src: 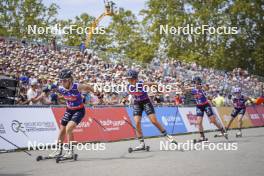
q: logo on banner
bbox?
[186,112,198,127]
[99,119,126,131]
[11,120,28,137]
[0,123,6,134]
[11,120,56,135]
[249,114,260,120]
[161,116,182,126]
[74,118,93,133]
[77,118,93,129]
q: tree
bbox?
[59,13,95,46]
[0,0,59,41]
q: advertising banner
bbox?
[179,107,218,132]
[0,108,59,150]
[52,107,135,142]
[216,107,253,129]
[126,107,187,137]
[246,106,264,127]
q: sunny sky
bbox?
[43,0,147,25]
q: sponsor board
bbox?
[126,107,187,137]
[216,107,253,129]
[0,108,59,150]
[52,107,135,142]
[179,107,218,132]
[246,106,264,127]
[0,123,6,134]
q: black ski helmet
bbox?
[193,76,202,84]
[127,70,138,79]
[58,69,73,79]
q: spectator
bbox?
[175,93,183,106]
[17,87,29,105]
[212,92,225,107]
[27,80,41,105]
[39,86,52,105]
[0,39,263,106]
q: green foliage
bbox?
[140,0,264,76]
[0,0,263,76]
[0,0,59,40]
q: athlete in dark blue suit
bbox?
[49,69,102,158]
[126,70,177,149]
[185,77,228,141]
[225,87,252,137]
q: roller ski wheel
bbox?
[146,145,150,151]
[193,138,208,144]
[128,146,150,153]
[56,154,78,163]
[36,155,43,162]
[214,133,223,138]
[56,157,60,163]
[73,153,78,161]
[214,132,228,140]
[236,132,242,138]
[36,155,61,162]
[166,135,178,145]
[223,132,229,140]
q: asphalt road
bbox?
[1,127,264,176]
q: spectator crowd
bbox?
[0,39,263,106]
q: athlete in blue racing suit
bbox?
[185,77,228,141]
[126,70,177,149]
[49,69,103,158]
[225,87,252,136]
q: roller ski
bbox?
[235,131,242,138]
[56,149,78,163]
[165,134,184,152]
[192,137,208,144]
[36,148,62,162]
[221,132,229,140]
[166,134,178,145]
[214,133,223,138]
[128,142,150,153]
[214,131,229,140]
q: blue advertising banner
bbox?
[126,107,187,137]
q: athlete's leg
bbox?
[237,114,243,132]
[196,106,206,139]
[66,121,77,144]
[197,116,205,138]
[49,110,72,157]
[144,100,166,135]
[209,115,224,130]
[134,115,143,138]
[134,115,145,149]
[63,108,85,158]
[58,125,66,143]
[148,113,166,133]
[148,113,177,143]
[226,118,235,131]
[226,109,239,131]
[205,105,226,134]
[133,102,145,147]
[62,121,77,158]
